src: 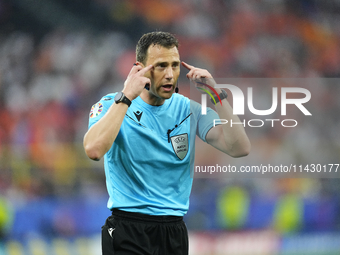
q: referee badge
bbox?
[170,133,188,160]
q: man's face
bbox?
[143,45,180,100]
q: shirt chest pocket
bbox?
[166,113,191,143]
[167,114,191,160]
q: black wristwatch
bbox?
[211,89,228,104]
[114,92,131,107]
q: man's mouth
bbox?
[161,84,173,92]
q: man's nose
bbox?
[165,67,173,80]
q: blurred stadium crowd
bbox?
[0,0,340,253]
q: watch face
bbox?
[114,92,123,102]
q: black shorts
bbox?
[101,209,189,255]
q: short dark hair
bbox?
[136,31,179,64]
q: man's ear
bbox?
[135,61,145,68]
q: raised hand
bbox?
[181,61,216,89]
[123,64,153,100]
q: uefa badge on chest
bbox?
[170,134,188,160]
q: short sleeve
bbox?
[190,100,219,142]
[88,93,117,129]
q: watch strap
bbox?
[121,96,131,107]
[211,89,228,105]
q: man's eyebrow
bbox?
[154,61,167,66]
[155,60,180,66]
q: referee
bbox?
[83,31,250,255]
